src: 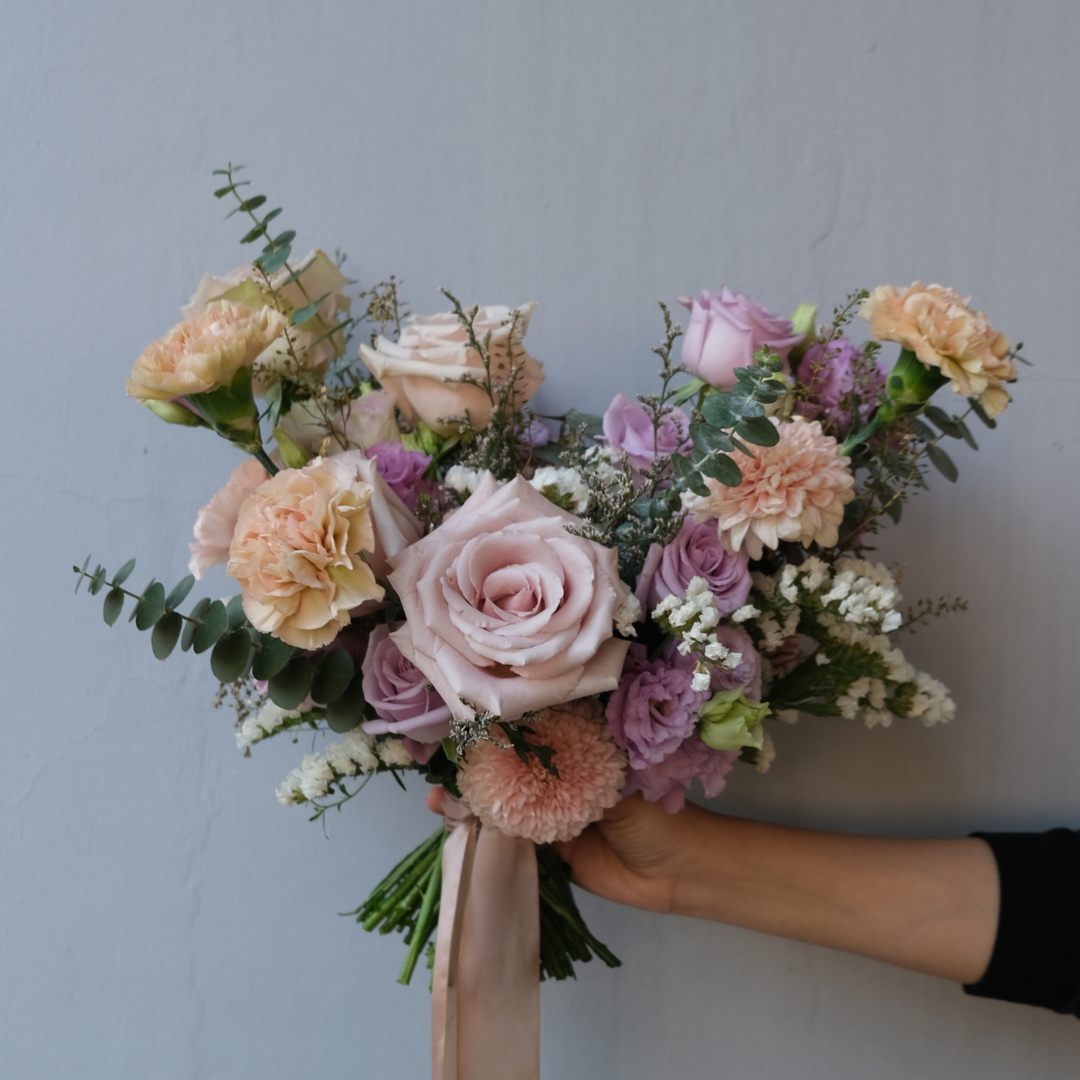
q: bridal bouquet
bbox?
[76,165,1020,1073]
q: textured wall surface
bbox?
[3,1,1080,1076]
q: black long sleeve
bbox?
[963,828,1080,1015]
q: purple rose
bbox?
[679,287,804,387]
[602,392,690,471]
[795,337,887,429]
[605,644,707,769]
[635,520,752,617]
[664,628,761,700]
[367,441,440,513]
[361,624,453,744]
[623,735,737,813]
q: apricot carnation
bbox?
[457,699,627,844]
[127,300,288,402]
[226,456,384,649]
[688,418,854,560]
[861,282,1015,418]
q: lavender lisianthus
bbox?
[602,392,690,471]
[367,441,440,514]
[361,624,453,744]
[664,627,762,700]
[795,336,887,429]
[635,519,752,616]
[604,644,707,769]
[623,735,737,813]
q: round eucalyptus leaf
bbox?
[112,559,136,587]
[165,575,195,611]
[311,649,355,706]
[225,593,247,631]
[326,675,366,733]
[182,597,212,652]
[268,656,314,710]
[102,588,125,627]
[252,634,294,681]
[192,600,228,654]
[211,628,252,683]
[152,611,183,660]
[700,453,743,487]
[134,582,167,630]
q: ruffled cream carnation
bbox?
[861,282,1015,418]
[457,699,626,844]
[127,300,288,402]
[687,418,855,560]
[226,456,384,649]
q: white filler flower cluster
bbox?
[653,577,742,691]
[276,732,411,806]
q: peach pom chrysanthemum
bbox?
[861,282,1015,418]
[458,699,627,844]
[688,417,855,560]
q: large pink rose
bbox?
[679,287,804,387]
[387,473,632,722]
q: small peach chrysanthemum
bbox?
[458,699,627,844]
[688,417,855,560]
[861,282,1015,418]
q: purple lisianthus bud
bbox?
[367,441,436,513]
[636,519,752,617]
[664,627,761,700]
[361,624,453,744]
[602,392,690,471]
[679,287,804,387]
[605,644,707,769]
[795,336,887,429]
[623,735,737,813]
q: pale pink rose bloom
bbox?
[687,418,855,560]
[278,391,401,456]
[457,699,626,843]
[226,456,384,649]
[861,282,1015,418]
[127,301,288,401]
[188,458,270,579]
[359,304,544,435]
[387,473,632,723]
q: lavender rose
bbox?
[795,336,887,428]
[367,441,442,514]
[602,392,690,471]
[387,473,633,722]
[635,519,752,616]
[361,624,453,744]
[679,287,804,387]
[605,644,707,769]
[623,735,737,813]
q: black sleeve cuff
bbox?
[963,829,1080,1016]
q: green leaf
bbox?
[165,575,195,611]
[310,649,355,706]
[239,221,268,244]
[182,597,211,652]
[701,396,737,430]
[112,559,136,586]
[211,628,252,683]
[923,405,962,438]
[925,443,959,482]
[669,377,706,406]
[325,674,366,733]
[956,418,979,451]
[670,453,695,479]
[734,415,780,447]
[237,195,267,214]
[103,588,125,626]
[291,293,331,325]
[214,185,236,198]
[563,410,604,438]
[909,418,936,441]
[727,395,765,419]
[75,554,91,593]
[684,470,711,497]
[192,600,227,653]
[700,454,743,487]
[134,582,167,630]
[969,397,997,429]
[261,207,283,228]
[89,566,107,595]
[252,633,294,680]
[225,593,247,631]
[268,655,314,710]
[152,611,183,659]
[690,422,727,455]
[256,244,291,275]
[885,497,903,524]
[269,229,296,249]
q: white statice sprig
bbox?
[528,466,591,514]
[276,730,397,807]
[652,577,742,687]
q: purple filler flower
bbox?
[602,393,690,471]
[605,644,707,769]
[367,442,435,513]
[623,735,737,813]
[635,519,752,617]
[361,624,453,744]
[795,336,887,429]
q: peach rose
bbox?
[226,456,385,649]
[359,304,544,435]
[127,301,288,402]
[861,282,1015,418]
[387,473,631,723]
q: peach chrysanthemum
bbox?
[861,282,1015,418]
[126,300,288,401]
[458,699,627,844]
[688,417,855,560]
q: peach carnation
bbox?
[688,417,855,560]
[127,300,288,402]
[189,458,270,579]
[457,699,627,844]
[861,282,1015,418]
[226,456,384,649]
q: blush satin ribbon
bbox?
[432,798,540,1080]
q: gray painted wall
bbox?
[4,1,1080,1076]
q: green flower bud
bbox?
[144,399,207,427]
[787,302,818,361]
[271,426,310,470]
[698,689,770,751]
[400,421,443,457]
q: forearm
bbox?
[671,806,1000,984]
